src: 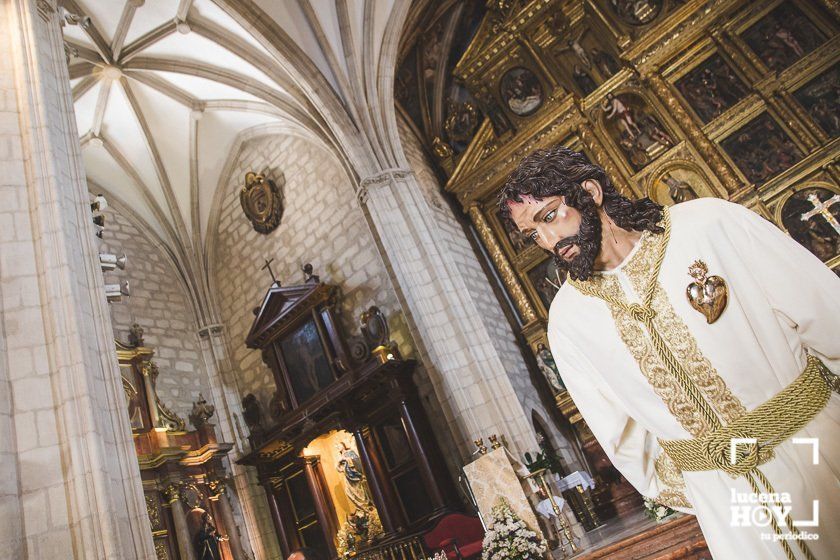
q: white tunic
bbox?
[546,198,840,560]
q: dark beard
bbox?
[552,203,602,281]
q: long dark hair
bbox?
[498,146,663,233]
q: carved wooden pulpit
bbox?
[238,280,456,559]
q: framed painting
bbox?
[500,67,544,117]
[527,257,566,311]
[675,54,748,123]
[494,207,529,254]
[792,64,840,138]
[600,92,674,171]
[719,113,803,185]
[780,186,840,264]
[741,2,826,73]
[279,317,335,404]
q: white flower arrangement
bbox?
[643,496,675,522]
[423,553,448,560]
[481,498,547,560]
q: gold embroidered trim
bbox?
[623,234,748,428]
[654,451,691,509]
[656,489,693,510]
[582,226,747,437]
[655,452,686,490]
[596,274,709,436]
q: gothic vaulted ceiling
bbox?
[64,0,404,262]
[62,0,414,325]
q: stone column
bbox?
[644,72,743,195]
[197,325,275,560]
[208,477,248,560]
[164,484,196,560]
[358,168,539,459]
[0,1,155,557]
[466,204,537,325]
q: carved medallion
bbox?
[240,171,283,234]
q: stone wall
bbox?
[211,134,410,414]
[98,207,211,424]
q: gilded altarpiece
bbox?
[397,0,839,527]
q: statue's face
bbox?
[508,195,583,259]
[508,192,603,281]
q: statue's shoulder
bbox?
[668,198,746,232]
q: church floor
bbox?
[551,510,710,560]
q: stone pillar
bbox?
[358,168,538,458]
[0,1,155,557]
[466,204,538,324]
[197,325,276,560]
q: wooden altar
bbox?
[118,339,243,560]
[237,280,457,559]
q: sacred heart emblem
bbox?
[686,260,728,324]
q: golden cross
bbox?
[800,193,840,236]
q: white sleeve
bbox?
[725,201,840,374]
[548,326,694,513]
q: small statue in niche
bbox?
[662,173,699,204]
[336,441,374,512]
[128,322,144,347]
[194,511,228,560]
[302,263,320,284]
[241,393,264,436]
[189,393,215,429]
[568,37,592,69]
[536,343,565,392]
[591,47,620,77]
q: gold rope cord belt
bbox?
[569,207,825,560]
[658,355,831,477]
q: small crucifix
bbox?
[261,257,280,286]
[800,193,840,236]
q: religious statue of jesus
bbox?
[500,146,839,560]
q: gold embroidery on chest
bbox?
[595,273,709,437]
[623,237,747,427]
[588,230,747,437]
